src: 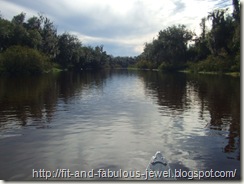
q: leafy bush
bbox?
[158,62,185,72]
[136,60,153,69]
[188,54,235,73]
[230,53,240,72]
[1,45,51,75]
[158,62,175,71]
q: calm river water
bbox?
[0,70,240,180]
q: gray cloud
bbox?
[172,0,186,14]
[1,0,231,56]
[56,1,159,39]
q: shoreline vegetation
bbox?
[0,0,240,76]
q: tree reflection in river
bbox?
[0,70,240,180]
[138,71,240,161]
[187,74,240,160]
[0,71,109,130]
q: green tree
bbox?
[79,45,109,70]
[25,16,42,30]
[207,9,234,55]
[138,25,193,70]
[159,25,192,65]
[232,0,240,22]
[92,45,107,69]
[56,33,82,69]
[1,45,50,75]
[11,12,26,25]
[26,29,42,49]
[188,18,210,62]
[231,0,240,71]
[0,18,14,51]
[9,12,31,47]
[40,17,59,60]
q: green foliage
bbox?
[26,29,42,49]
[1,45,50,75]
[157,25,193,63]
[158,62,176,72]
[188,0,240,73]
[79,45,104,70]
[56,33,82,69]
[0,5,240,75]
[231,53,240,72]
[0,18,15,51]
[207,9,234,55]
[11,12,26,25]
[138,24,193,70]
[136,0,240,74]
[51,62,62,73]
[188,52,238,73]
[109,56,136,69]
[136,60,153,70]
[0,11,122,73]
[40,17,59,59]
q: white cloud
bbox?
[0,0,36,20]
[0,0,234,56]
[70,30,156,56]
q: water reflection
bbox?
[0,75,57,129]
[0,70,240,180]
[186,74,240,160]
[139,71,240,161]
[138,71,187,111]
[0,71,109,131]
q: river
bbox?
[0,70,240,180]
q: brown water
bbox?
[0,70,240,180]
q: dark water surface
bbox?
[0,70,240,180]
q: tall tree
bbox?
[0,18,14,51]
[10,13,29,47]
[56,33,81,69]
[207,9,234,55]
[40,17,59,60]
[25,16,42,31]
[157,25,193,65]
[190,17,211,61]
[11,12,25,25]
[138,25,193,70]
[232,0,240,22]
[200,18,207,41]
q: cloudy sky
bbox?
[0,0,233,56]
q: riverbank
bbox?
[128,67,240,77]
[179,70,240,77]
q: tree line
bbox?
[136,0,240,73]
[0,12,136,75]
[0,0,240,75]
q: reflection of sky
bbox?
[44,72,239,172]
[0,71,240,180]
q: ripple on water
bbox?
[0,71,240,180]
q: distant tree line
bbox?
[0,12,136,75]
[136,0,240,73]
[0,0,240,75]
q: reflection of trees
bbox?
[138,71,187,111]
[0,71,109,130]
[187,74,240,160]
[139,71,240,160]
[57,71,108,102]
[0,75,59,128]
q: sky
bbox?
[0,0,234,56]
